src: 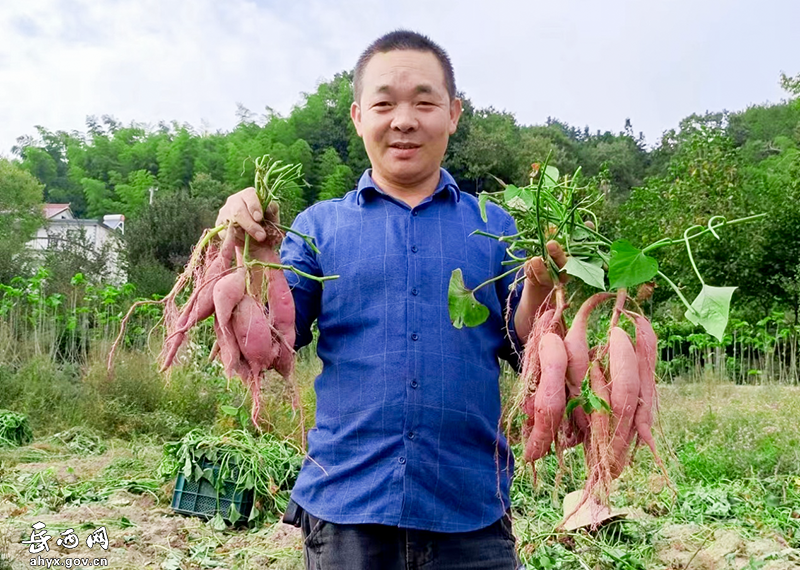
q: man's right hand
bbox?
[216,187,280,253]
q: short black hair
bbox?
[353,30,457,103]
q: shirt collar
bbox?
[355,168,461,206]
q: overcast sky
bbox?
[1,0,798,157]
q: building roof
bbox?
[43,204,73,219]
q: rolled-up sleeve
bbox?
[495,215,525,371]
[280,211,322,350]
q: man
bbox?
[217,30,564,570]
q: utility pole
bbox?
[149,187,157,205]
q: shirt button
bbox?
[412,210,419,216]
[398,457,406,465]
[410,380,419,389]
[408,432,415,439]
[411,333,419,341]
[411,245,418,253]
[411,288,419,296]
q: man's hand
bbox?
[514,240,568,344]
[216,187,280,254]
[523,240,568,298]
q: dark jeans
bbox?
[284,501,522,570]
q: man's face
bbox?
[351,50,462,190]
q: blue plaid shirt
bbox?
[281,168,522,532]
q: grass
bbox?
[0,410,32,448]
[507,380,800,569]
[1,350,799,568]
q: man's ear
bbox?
[351,102,363,137]
[449,97,463,135]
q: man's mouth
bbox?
[390,142,421,149]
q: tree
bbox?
[156,127,198,192]
[116,170,157,218]
[447,107,525,193]
[318,164,355,201]
[124,192,216,296]
[780,72,800,98]
[189,172,233,212]
[0,159,44,283]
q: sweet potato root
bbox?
[563,292,614,439]
[608,326,640,478]
[524,332,568,463]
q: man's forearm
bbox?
[513,280,552,344]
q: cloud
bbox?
[1,0,798,157]
[0,0,360,154]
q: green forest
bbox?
[2,70,800,358]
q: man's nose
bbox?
[391,104,418,132]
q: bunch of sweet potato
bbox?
[519,286,663,508]
[157,221,297,427]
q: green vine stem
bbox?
[471,265,521,293]
[276,223,321,255]
[683,225,705,286]
[642,213,765,255]
[657,270,696,317]
[246,261,339,285]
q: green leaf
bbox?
[586,389,611,414]
[685,285,736,341]
[562,257,606,290]
[227,502,241,523]
[448,268,489,329]
[565,397,581,417]
[543,165,559,188]
[568,377,611,416]
[182,457,192,478]
[161,553,183,570]
[478,192,490,222]
[503,185,521,203]
[209,512,227,531]
[517,188,534,209]
[608,240,659,289]
[202,467,215,482]
[220,405,239,417]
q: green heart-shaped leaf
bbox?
[563,257,606,290]
[543,165,559,188]
[608,240,659,289]
[504,185,534,211]
[503,185,521,203]
[448,268,490,329]
[685,284,736,341]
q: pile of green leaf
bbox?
[48,426,107,455]
[450,161,763,340]
[0,410,33,448]
[159,428,303,528]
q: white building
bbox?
[29,204,126,283]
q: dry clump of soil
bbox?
[657,524,799,570]
[12,456,115,483]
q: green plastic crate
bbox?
[170,461,253,524]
